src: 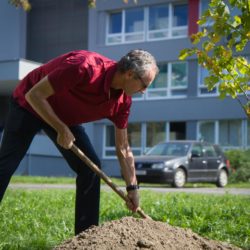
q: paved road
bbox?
[9,183,250,196]
[140,186,250,195]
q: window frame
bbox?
[197,119,248,150]
[198,66,219,97]
[133,61,188,101]
[103,119,248,159]
[199,0,214,28]
[103,122,168,159]
[219,119,243,148]
[106,2,188,46]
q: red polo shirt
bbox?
[13,50,132,129]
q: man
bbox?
[0,49,159,234]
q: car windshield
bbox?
[146,142,191,156]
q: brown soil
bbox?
[54,217,241,250]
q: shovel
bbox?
[70,143,151,219]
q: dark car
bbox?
[135,141,230,188]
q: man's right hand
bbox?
[57,125,75,149]
[126,189,140,212]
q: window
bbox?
[219,120,242,147]
[127,123,142,155]
[171,62,188,96]
[242,56,250,95]
[192,144,203,157]
[103,123,142,157]
[104,119,247,158]
[125,8,144,42]
[172,4,188,37]
[198,119,248,149]
[199,56,249,97]
[199,121,215,143]
[104,122,167,158]
[146,122,166,148]
[107,3,188,45]
[145,62,187,99]
[109,12,122,34]
[199,67,218,96]
[200,0,209,15]
[203,144,217,157]
[104,125,116,157]
[146,63,168,99]
[200,0,214,27]
[148,4,169,40]
[107,12,122,44]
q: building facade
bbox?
[87,0,249,175]
[0,0,249,177]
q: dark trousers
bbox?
[0,98,101,235]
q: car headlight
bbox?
[151,163,166,169]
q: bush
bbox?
[229,163,250,183]
[225,149,250,183]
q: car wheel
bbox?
[172,168,186,188]
[216,169,228,187]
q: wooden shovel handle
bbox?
[70,143,151,219]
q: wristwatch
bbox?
[126,184,139,192]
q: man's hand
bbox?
[57,125,75,149]
[126,190,139,212]
[25,76,75,149]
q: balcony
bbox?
[0,59,41,95]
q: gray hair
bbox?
[117,49,159,79]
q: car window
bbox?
[146,143,166,155]
[146,142,191,156]
[169,144,190,156]
[191,144,202,157]
[214,145,224,157]
[203,144,217,157]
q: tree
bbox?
[179,0,250,117]
[8,0,138,11]
[9,0,31,11]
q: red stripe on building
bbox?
[188,0,199,36]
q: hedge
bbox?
[225,149,250,183]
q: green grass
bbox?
[10,175,250,188]
[0,189,75,250]
[0,189,249,250]
[10,176,76,184]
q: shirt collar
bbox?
[104,63,117,95]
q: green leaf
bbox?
[219,91,227,99]
[204,75,219,90]
[238,66,248,75]
[234,15,242,25]
[190,31,206,44]
[235,39,248,51]
[179,0,249,111]
[179,49,196,61]
[210,0,221,8]
[179,49,189,61]
[210,33,221,43]
[197,17,207,26]
[203,41,215,52]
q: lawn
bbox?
[10,175,250,188]
[0,188,249,250]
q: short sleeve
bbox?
[47,55,88,93]
[110,98,132,129]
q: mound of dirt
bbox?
[54,217,241,250]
